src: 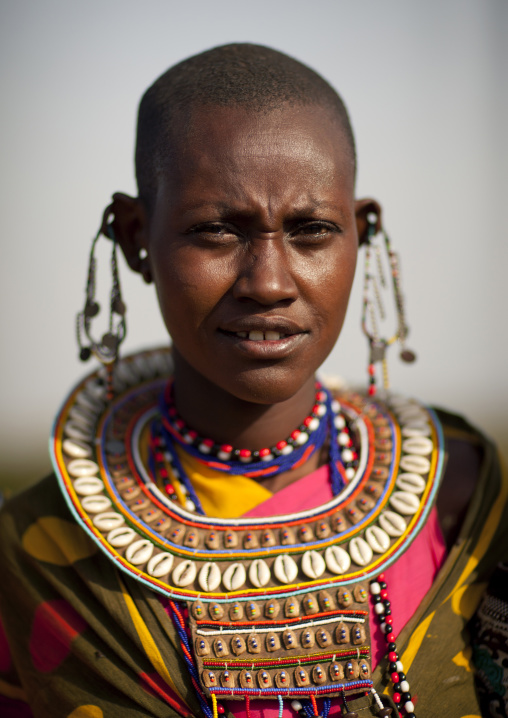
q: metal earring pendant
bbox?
[361,215,416,397]
[76,216,127,399]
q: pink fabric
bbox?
[229,465,447,718]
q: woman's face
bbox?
[145,104,359,404]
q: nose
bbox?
[232,237,298,306]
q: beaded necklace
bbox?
[149,381,357,515]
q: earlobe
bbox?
[355,198,383,245]
[104,193,153,283]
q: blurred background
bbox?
[1,0,507,494]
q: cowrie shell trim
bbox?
[390,491,420,515]
[173,560,197,587]
[365,526,390,553]
[125,539,154,565]
[249,559,271,588]
[107,526,136,547]
[93,511,125,531]
[301,550,326,579]
[199,562,222,592]
[67,459,100,477]
[379,511,406,537]
[74,476,104,496]
[147,552,174,578]
[396,473,426,494]
[324,545,351,575]
[62,439,92,459]
[273,554,298,584]
[349,537,373,566]
[81,495,112,513]
[223,563,246,591]
[402,437,433,456]
[399,455,431,474]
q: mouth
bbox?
[217,321,309,359]
[228,330,293,342]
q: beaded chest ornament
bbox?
[51,347,444,717]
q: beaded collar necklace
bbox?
[51,347,445,718]
[150,381,357,515]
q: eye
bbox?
[186,222,241,246]
[290,221,340,243]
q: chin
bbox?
[216,364,316,405]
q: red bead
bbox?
[392,692,401,704]
[276,440,287,451]
[391,672,400,683]
[291,430,301,440]
[175,419,185,430]
[386,632,396,643]
[159,468,168,478]
[368,385,376,396]
[368,364,375,376]
[388,652,398,662]
[385,616,393,625]
[303,417,313,427]
[217,705,225,714]
[202,438,214,448]
[317,391,326,402]
[221,444,233,453]
[312,404,320,414]
[377,573,385,581]
[164,484,174,493]
[259,448,271,457]
[239,449,252,458]
[380,590,388,599]
[188,430,198,440]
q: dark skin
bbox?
[109,103,477,525]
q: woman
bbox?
[0,44,506,718]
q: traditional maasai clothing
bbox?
[0,406,506,718]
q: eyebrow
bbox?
[178,199,343,219]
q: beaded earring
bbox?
[76,214,127,400]
[361,215,416,396]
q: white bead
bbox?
[185,500,196,512]
[400,680,410,692]
[342,449,353,463]
[379,622,386,633]
[404,701,415,713]
[295,432,309,446]
[370,581,381,595]
[334,415,346,430]
[374,602,385,614]
[217,451,231,460]
[291,701,302,712]
[338,432,350,446]
[331,400,341,413]
[307,417,319,432]
[316,404,326,417]
[396,661,404,672]
[261,452,274,461]
[345,467,355,480]
[183,434,194,444]
[281,445,293,455]
[198,443,211,454]
[239,455,251,463]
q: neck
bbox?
[172,349,317,451]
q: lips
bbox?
[219,317,307,342]
[233,330,288,341]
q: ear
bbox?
[102,193,153,283]
[355,198,383,246]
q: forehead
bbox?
[159,104,355,203]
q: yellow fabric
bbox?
[175,447,273,518]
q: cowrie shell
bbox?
[68,406,94,430]
[65,422,92,442]
[67,459,99,477]
[75,391,101,412]
[388,396,412,409]
[125,539,154,565]
[222,563,246,591]
[301,550,326,579]
[349,537,373,567]
[379,511,406,537]
[273,554,298,584]
[147,552,174,578]
[396,473,426,494]
[115,361,138,385]
[62,438,92,459]
[402,437,433,456]
[399,455,431,474]
[249,559,271,588]
[107,526,136,547]
[324,545,351,574]
[150,351,172,375]
[173,560,197,587]
[365,526,390,553]
[74,476,103,496]
[93,511,125,531]
[401,424,431,438]
[85,379,106,400]
[397,407,428,423]
[199,562,222,592]
[390,491,420,515]
[133,354,153,379]
[81,495,111,513]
